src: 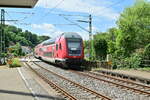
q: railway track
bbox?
[70,70,150,96]
[30,61,150,99]
[25,62,111,100]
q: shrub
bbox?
[112,53,142,69]
[143,43,150,60]
[8,58,21,68]
[126,53,142,68]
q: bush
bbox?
[143,43,150,60]
[126,53,142,68]
[8,58,21,68]
[112,53,142,69]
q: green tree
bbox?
[143,43,150,60]
[10,43,22,56]
[117,0,150,56]
[93,35,108,60]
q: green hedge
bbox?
[8,58,21,68]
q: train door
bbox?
[52,46,54,58]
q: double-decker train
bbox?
[34,32,84,67]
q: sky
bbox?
[1,0,139,40]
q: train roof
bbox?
[41,38,56,46]
[61,32,82,39]
[39,32,82,46]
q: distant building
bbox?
[21,46,32,54]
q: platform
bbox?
[0,66,34,100]
[95,69,150,85]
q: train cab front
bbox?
[65,37,84,66]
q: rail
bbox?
[33,62,111,100]
[25,62,78,100]
[70,70,150,96]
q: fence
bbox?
[141,60,150,67]
[82,60,112,69]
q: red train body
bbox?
[34,32,84,67]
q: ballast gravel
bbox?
[34,62,150,100]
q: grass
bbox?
[137,67,150,72]
[116,66,150,72]
[8,58,22,68]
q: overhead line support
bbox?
[0,9,5,64]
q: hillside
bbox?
[3,25,50,48]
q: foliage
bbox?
[112,53,142,69]
[126,53,142,69]
[143,43,150,60]
[1,25,50,52]
[84,0,150,69]
[9,43,23,56]
[38,36,50,43]
[117,0,150,56]
[93,34,108,60]
[8,58,21,68]
[107,41,116,54]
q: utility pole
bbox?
[0,9,19,65]
[89,14,92,60]
[0,9,5,64]
[76,14,92,60]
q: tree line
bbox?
[84,0,150,68]
[1,25,50,56]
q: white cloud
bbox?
[76,26,99,40]
[31,23,62,37]
[5,21,11,25]
[31,23,55,31]
[37,0,119,20]
[31,23,100,40]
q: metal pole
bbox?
[89,14,92,60]
[0,9,5,64]
[0,10,2,56]
[2,9,5,53]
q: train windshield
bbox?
[68,42,80,50]
[67,38,82,56]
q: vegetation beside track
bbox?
[8,58,22,68]
[84,0,150,69]
[0,25,50,58]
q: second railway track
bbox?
[70,70,150,96]
[35,61,150,100]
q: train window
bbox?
[59,43,62,50]
[56,44,58,51]
[39,48,42,51]
[44,52,52,57]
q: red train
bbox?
[34,32,84,67]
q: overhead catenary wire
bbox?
[50,0,125,30]
[53,13,89,17]
[5,11,19,25]
[90,0,125,17]
[6,11,34,14]
[13,22,76,26]
[59,15,89,32]
[6,11,35,23]
[35,0,65,22]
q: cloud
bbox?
[77,26,99,40]
[31,23,90,40]
[31,23,63,37]
[31,23,100,40]
[32,23,55,31]
[37,0,119,20]
[5,21,11,25]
